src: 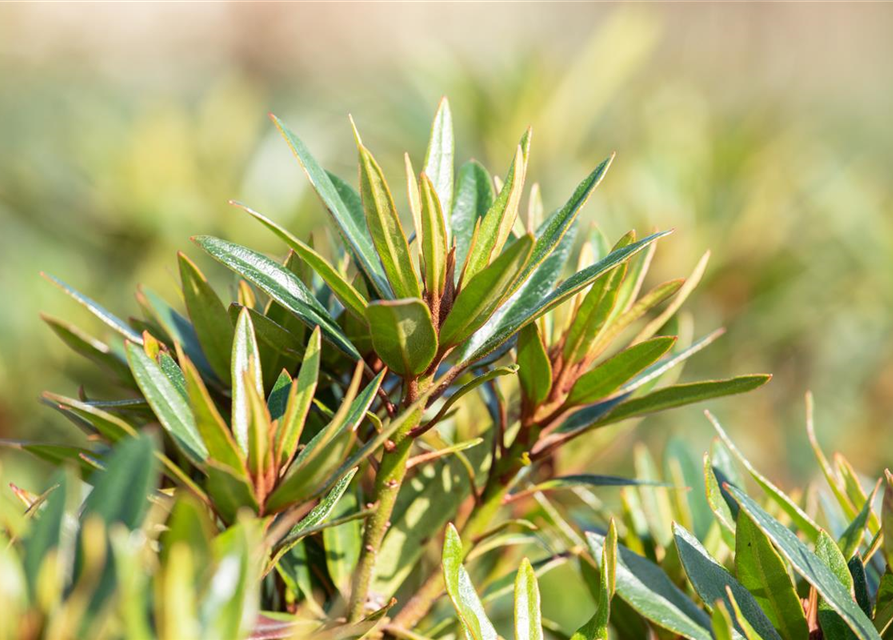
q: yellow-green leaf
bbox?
[366,298,437,377]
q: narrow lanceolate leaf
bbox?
[524,154,613,282]
[509,474,668,502]
[271,114,391,298]
[356,139,421,299]
[194,236,360,360]
[462,131,531,284]
[276,327,321,469]
[562,261,627,366]
[231,308,264,454]
[441,233,535,349]
[727,486,881,640]
[451,160,495,277]
[572,520,617,640]
[838,481,880,561]
[725,589,768,640]
[244,370,272,478]
[591,375,772,429]
[178,349,244,472]
[424,97,454,216]
[178,252,234,381]
[815,529,857,639]
[586,531,712,640]
[278,469,359,550]
[882,469,893,567]
[419,173,449,300]
[514,558,544,640]
[673,523,782,640]
[232,201,368,321]
[567,336,676,406]
[516,323,552,406]
[81,434,158,529]
[464,230,672,365]
[42,315,132,381]
[125,343,207,463]
[735,512,808,640]
[365,298,437,376]
[709,413,821,542]
[23,473,67,599]
[42,273,143,344]
[442,523,498,640]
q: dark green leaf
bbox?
[441,233,535,348]
[734,510,808,640]
[586,531,712,640]
[232,201,368,321]
[194,235,360,360]
[728,486,879,640]
[271,114,391,297]
[178,252,234,381]
[23,473,67,599]
[673,523,781,640]
[571,520,617,640]
[567,336,676,406]
[42,315,132,382]
[125,343,207,463]
[451,160,495,276]
[463,230,671,365]
[42,273,142,344]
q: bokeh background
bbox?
[2,3,892,496]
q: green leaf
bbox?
[711,602,735,640]
[514,558,543,640]
[231,308,264,454]
[274,468,359,557]
[463,230,672,365]
[42,315,133,382]
[194,235,360,360]
[838,481,880,561]
[355,136,421,299]
[366,298,437,376]
[873,569,893,634]
[571,520,617,640]
[710,413,821,542]
[451,160,495,276]
[125,343,207,464]
[510,474,668,502]
[727,486,880,640]
[517,323,552,406]
[673,523,781,640]
[847,556,871,618]
[725,589,768,640]
[586,375,772,430]
[177,349,245,472]
[23,473,67,599]
[883,469,893,567]
[567,336,676,406]
[243,369,272,478]
[42,273,143,344]
[276,327,321,468]
[230,304,305,360]
[79,434,156,526]
[442,523,498,640]
[424,97,454,216]
[562,261,627,366]
[523,155,613,284]
[323,485,362,595]
[455,214,577,363]
[462,131,530,285]
[441,233,535,348]
[816,529,857,640]
[734,510,808,640]
[206,461,259,523]
[419,173,449,300]
[266,368,383,512]
[586,530,712,640]
[178,252,234,381]
[43,392,136,442]
[271,114,391,298]
[139,287,212,376]
[232,201,368,321]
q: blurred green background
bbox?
[2,3,893,487]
